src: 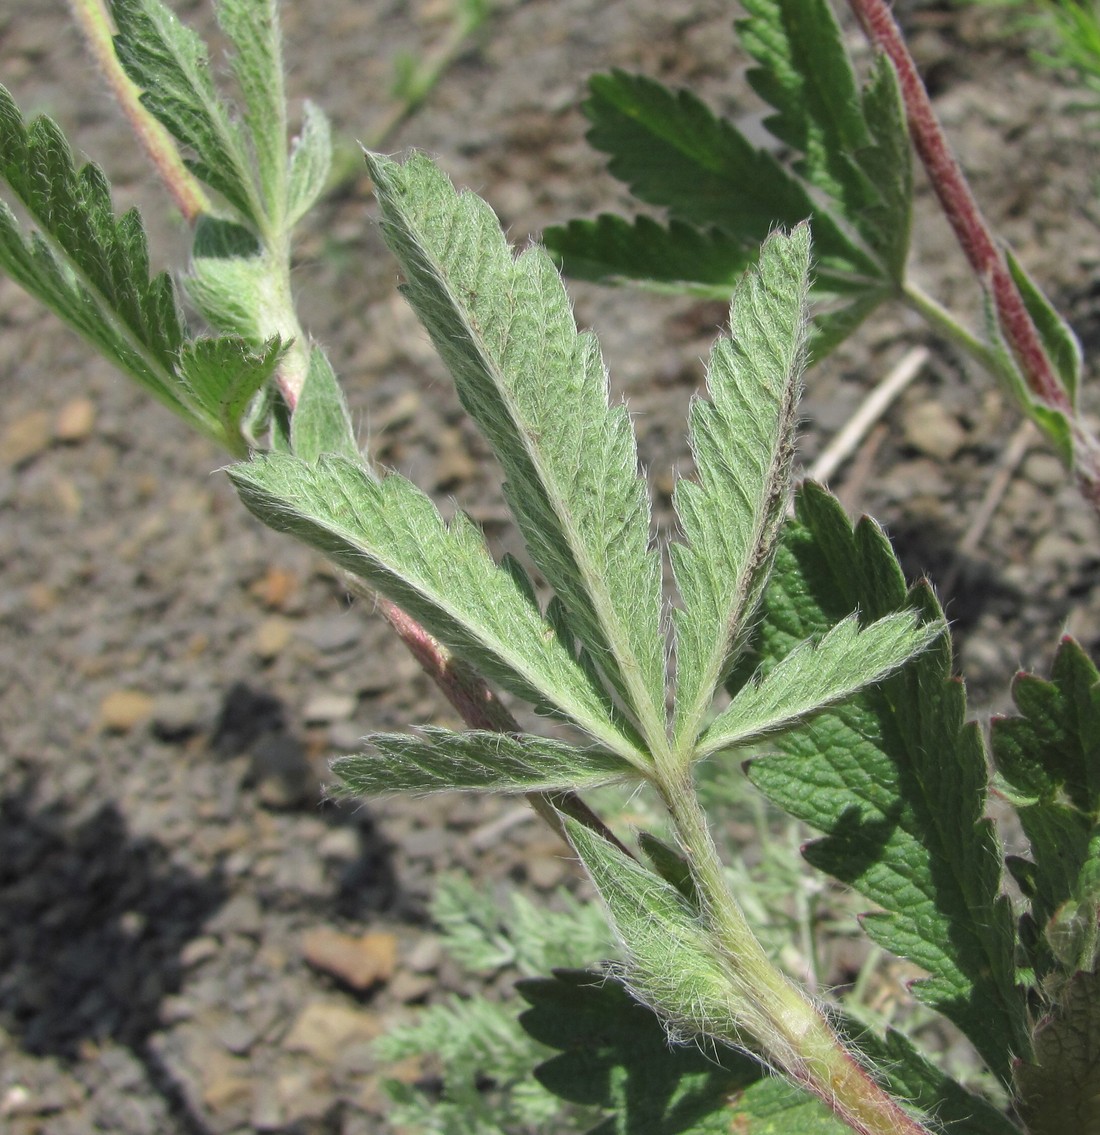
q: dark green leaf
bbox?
[543,213,752,297]
[518,970,763,1134]
[579,70,880,284]
[992,637,1100,970]
[744,483,1029,1081]
[1015,968,1100,1135]
[852,55,913,280]
[736,0,874,217]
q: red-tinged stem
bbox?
[68,0,209,223]
[359,594,632,855]
[849,0,1100,511]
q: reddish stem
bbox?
[375,597,633,855]
[848,0,1069,415]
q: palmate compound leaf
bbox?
[671,225,808,754]
[744,484,1029,1082]
[111,0,261,226]
[548,69,880,290]
[365,151,667,750]
[0,83,277,454]
[991,636,1100,972]
[334,727,637,797]
[227,453,648,768]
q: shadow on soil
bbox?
[0,775,226,1132]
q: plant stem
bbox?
[68,0,209,222]
[849,0,1100,510]
[659,767,932,1135]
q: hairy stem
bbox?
[849,0,1100,510]
[68,0,209,222]
[659,767,931,1135]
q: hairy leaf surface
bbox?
[335,728,638,796]
[111,0,260,224]
[290,348,359,462]
[671,226,808,752]
[745,484,1028,1081]
[518,970,763,1135]
[366,151,666,745]
[229,453,646,763]
[217,0,286,221]
[1015,968,1100,1135]
[287,101,333,228]
[698,611,941,758]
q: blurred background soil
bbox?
[1,1,1100,1131]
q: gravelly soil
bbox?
[2,1,1100,1132]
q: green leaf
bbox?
[0,85,255,449]
[290,348,359,461]
[808,287,893,365]
[543,213,753,298]
[744,483,1029,1081]
[110,0,260,225]
[671,226,809,753]
[1015,968,1100,1135]
[287,100,333,228]
[216,0,287,220]
[334,727,639,796]
[365,151,667,748]
[518,970,764,1135]
[736,0,875,219]
[563,816,764,1051]
[979,288,1075,464]
[578,70,880,285]
[228,453,646,764]
[852,55,913,281]
[177,334,284,444]
[697,611,942,759]
[1005,247,1083,408]
[992,637,1100,968]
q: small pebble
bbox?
[99,689,154,732]
[301,927,398,991]
[53,396,96,442]
[0,409,52,467]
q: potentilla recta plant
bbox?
[1,1,1098,1133]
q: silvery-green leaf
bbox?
[287,101,332,228]
[290,348,359,462]
[217,0,287,222]
[366,151,667,749]
[334,727,639,796]
[111,0,261,225]
[229,453,647,765]
[671,226,809,756]
[697,611,942,759]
